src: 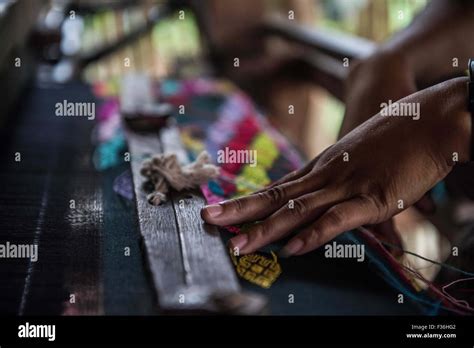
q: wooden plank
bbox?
[127,127,268,313]
[161,127,241,303]
[287,52,349,101]
[261,17,461,98]
[263,16,376,61]
[126,130,186,308]
[258,17,377,100]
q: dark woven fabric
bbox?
[0,81,155,315]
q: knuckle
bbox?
[247,224,267,243]
[324,207,345,227]
[262,186,286,206]
[294,176,307,187]
[291,198,309,217]
[229,198,244,213]
[358,193,377,208]
[364,182,389,207]
[305,228,323,248]
[284,170,298,181]
[358,193,389,223]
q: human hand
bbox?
[201,77,470,257]
[341,50,432,242]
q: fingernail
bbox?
[203,204,223,218]
[279,239,304,258]
[229,234,248,251]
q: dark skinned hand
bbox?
[201,77,470,257]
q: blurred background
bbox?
[1,0,428,157]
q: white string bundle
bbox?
[140,151,219,205]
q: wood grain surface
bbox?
[126,122,269,314]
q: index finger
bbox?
[201,175,324,226]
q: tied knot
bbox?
[141,151,219,205]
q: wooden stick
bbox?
[123,76,267,314]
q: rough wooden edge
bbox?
[126,126,268,314]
